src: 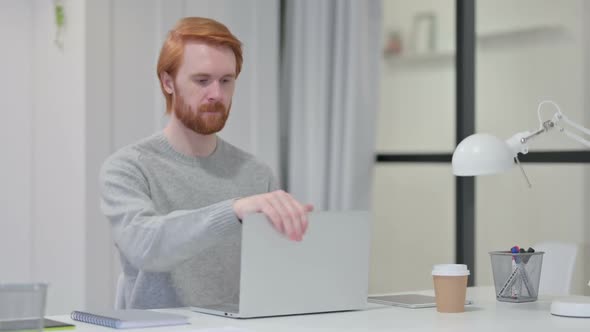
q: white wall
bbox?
[370,164,455,294]
[0,0,87,314]
[0,0,280,314]
[32,0,87,314]
[85,0,116,312]
[0,0,34,284]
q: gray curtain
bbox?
[281,0,382,210]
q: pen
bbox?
[497,246,520,298]
[510,246,520,297]
[519,247,535,296]
[498,265,520,298]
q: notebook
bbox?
[70,309,189,329]
[190,211,370,318]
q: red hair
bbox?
[157,17,243,113]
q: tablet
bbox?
[368,294,472,309]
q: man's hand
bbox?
[233,190,314,241]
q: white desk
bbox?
[49,287,589,331]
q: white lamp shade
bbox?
[452,133,516,176]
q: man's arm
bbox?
[100,156,240,273]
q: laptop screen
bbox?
[236,211,371,317]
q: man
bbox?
[100,17,313,309]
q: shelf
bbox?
[477,24,567,45]
[384,51,454,66]
[383,24,566,67]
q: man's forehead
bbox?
[183,39,229,52]
[176,41,235,78]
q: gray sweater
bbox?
[99,132,278,309]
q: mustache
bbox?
[198,102,226,113]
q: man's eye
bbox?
[193,78,209,85]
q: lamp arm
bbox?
[554,113,590,148]
[506,111,590,155]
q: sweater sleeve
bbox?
[268,174,280,191]
[99,153,241,273]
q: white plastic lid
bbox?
[550,296,590,318]
[432,264,470,276]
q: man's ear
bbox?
[161,72,175,94]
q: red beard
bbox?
[174,94,230,135]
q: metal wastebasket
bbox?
[0,283,47,331]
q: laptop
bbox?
[190,210,371,318]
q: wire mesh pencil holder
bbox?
[0,283,47,331]
[489,251,544,303]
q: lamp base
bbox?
[550,296,590,318]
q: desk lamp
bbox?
[451,100,590,318]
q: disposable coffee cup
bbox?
[432,264,470,313]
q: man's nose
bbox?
[207,81,222,101]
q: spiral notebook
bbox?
[70,309,189,329]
